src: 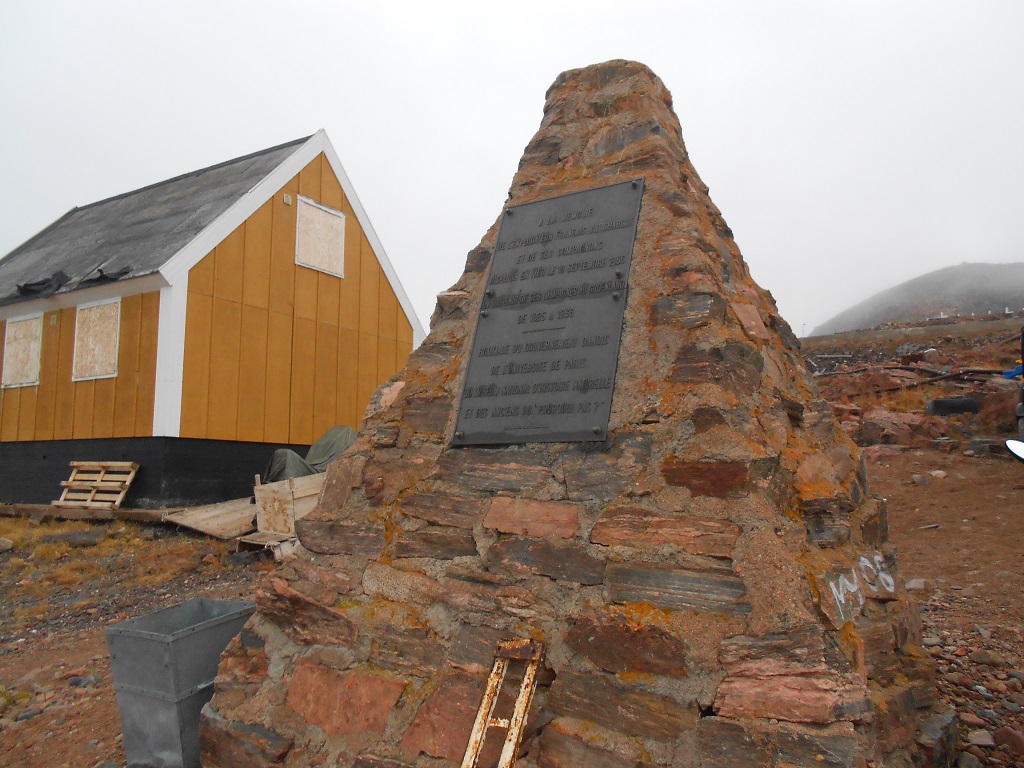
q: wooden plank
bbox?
[237,304,269,442]
[135,291,160,436]
[33,311,61,440]
[16,385,37,441]
[207,297,242,440]
[255,482,294,535]
[358,232,380,336]
[188,250,215,296]
[294,265,318,321]
[268,177,298,316]
[69,460,138,470]
[379,278,399,340]
[91,376,116,439]
[289,316,317,444]
[298,152,323,199]
[62,481,129,491]
[112,295,141,437]
[336,327,360,430]
[179,291,212,437]
[72,379,95,439]
[263,310,293,442]
[320,157,345,210]
[165,497,256,540]
[312,323,338,440]
[357,330,378,420]
[47,504,115,519]
[242,201,273,309]
[339,196,361,330]
[0,386,21,441]
[53,307,77,439]
[317,271,339,326]
[290,473,326,496]
[214,225,245,304]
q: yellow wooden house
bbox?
[0,131,424,506]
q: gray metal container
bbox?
[105,597,255,768]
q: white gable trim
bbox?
[151,130,426,437]
[318,135,427,345]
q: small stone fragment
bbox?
[967,729,995,748]
[905,578,926,591]
[0,537,13,553]
[969,649,1005,666]
[992,726,1024,757]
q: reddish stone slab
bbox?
[369,624,444,677]
[393,526,477,559]
[483,497,580,538]
[730,301,771,339]
[650,292,726,328]
[660,459,751,498]
[403,395,452,438]
[256,577,358,647]
[714,672,869,724]
[548,670,697,741]
[670,343,763,394]
[590,505,740,557]
[538,727,645,768]
[286,660,406,736]
[607,562,750,615]
[489,536,605,585]
[200,708,292,768]
[294,519,384,557]
[395,491,484,529]
[562,433,651,503]
[565,611,688,677]
[437,450,551,493]
[399,674,484,761]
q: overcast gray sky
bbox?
[2,1,1021,337]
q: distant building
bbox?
[0,131,424,506]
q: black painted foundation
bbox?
[0,437,309,509]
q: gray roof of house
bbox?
[0,135,310,307]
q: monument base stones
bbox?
[201,60,954,768]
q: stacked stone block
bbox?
[201,60,953,768]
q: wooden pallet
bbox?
[52,461,139,511]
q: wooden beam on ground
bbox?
[164,497,257,540]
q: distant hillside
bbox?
[811,262,1024,335]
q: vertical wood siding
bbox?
[0,292,160,441]
[179,153,415,444]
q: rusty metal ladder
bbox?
[460,638,545,768]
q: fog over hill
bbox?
[810,262,1024,336]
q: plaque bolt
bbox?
[615,271,623,279]
[592,426,602,435]
[506,209,513,216]
[612,292,621,301]
[631,181,639,189]
[485,289,494,297]
[455,431,464,439]
[480,311,489,318]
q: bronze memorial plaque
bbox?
[453,179,644,445]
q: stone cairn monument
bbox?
[201,61,954,768]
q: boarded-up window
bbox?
[295,196,345,277]
[73,299,120,381]
[2,314,43,388]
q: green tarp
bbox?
[263,425,357,483]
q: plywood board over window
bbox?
[73,299,120,381]
[2,314,43,388]
[295,196,345,277]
